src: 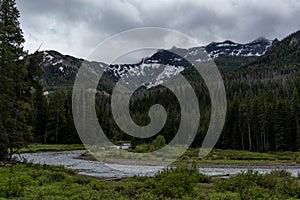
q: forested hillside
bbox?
[93,31,300,152]
[0,0,37,160]
[24,30,300,153]
[1,0,300,161]
[221,30,300,151]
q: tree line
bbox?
[0,0,79,161]
[94,31,300,152]
[1,0,300,162]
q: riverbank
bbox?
[16,150,300,178]
[0,163,299,199]
[78,147,300,166]
[16,144,300,168]
[17,144,86,153]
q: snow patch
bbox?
[53,59,64,66]
[43,52,54,62]
[174,58,182,62]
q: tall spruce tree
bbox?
[46,89,66,144]
[0,0,30,160]
[32,83,48,143]
[26,51,47,143]
[291,89,300,150]
[60,92,80,144]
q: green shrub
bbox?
[215,170,300,199]
[215,170,266,192]
[153,166,210,198]
[72,175,91,185]
[88,180,107,191]
[132,144,149,153]
[149,135,166,151]
[0,179,24,198]
[240,186,271,200]
[49,171,67,182]
[135,192,160,200]
[205,191,240,200]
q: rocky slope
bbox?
[40,37,276,92]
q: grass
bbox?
[0,163,114,199]
[179,148,300,166]
[126,142,300,165]
[17,143,300,166]
[84,144,188,165]
[0,163,210,199]
[85,145,300,166]
[0,163,299,199]
[17,143,86,154]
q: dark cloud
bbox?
[16,0,300,59]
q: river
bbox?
[15,150,300,178]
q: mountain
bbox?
[145,37,275,66]
[217,30,300,152]
[41,50,109,92]
[225,30,300,83]
[95,32,300,152]
[39,37,276,92]
[207,37,276,58]
[37,31,300,152]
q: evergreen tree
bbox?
[291,89,300,150]
[26,51,47,143]
[274,100,289,151]
[0,0,30,160]
[46,89,66,144]
[32,83,48,143]
[60,92,80,144]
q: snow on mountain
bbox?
[206,37,274,58]
[40,38,276,90]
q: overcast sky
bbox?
[17,0,300,60]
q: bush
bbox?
[153,166,210,198]
[0,179,24,198]
[215,170,300,199]
[119,181,148,197]
[149,135,166,151]
[88,180,107,191]
[135,192,160,200]
[205,191,240,200]
[72,175,91,185]
[215,170,266,192]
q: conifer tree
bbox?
[60,92,80,144]
[26,51,47,143]
[291,89,300,150]
[32,83,48,143]
[46,89,66,144]
[0,0,30,160]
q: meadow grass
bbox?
[18,143,300,166]
[17,143,86,154]
[0,163,299,199]
[182,148,300,165]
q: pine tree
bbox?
[46,89,66,144]
[274,100,290,151]
[0,0,30,160]
[26,51,47,143]
[291,89,300,150]
[60,92,80,144]
[32,83,48,143]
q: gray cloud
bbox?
[16,0,300,60]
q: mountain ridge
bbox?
[39,37,276,92]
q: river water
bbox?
[16,150,300,178]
